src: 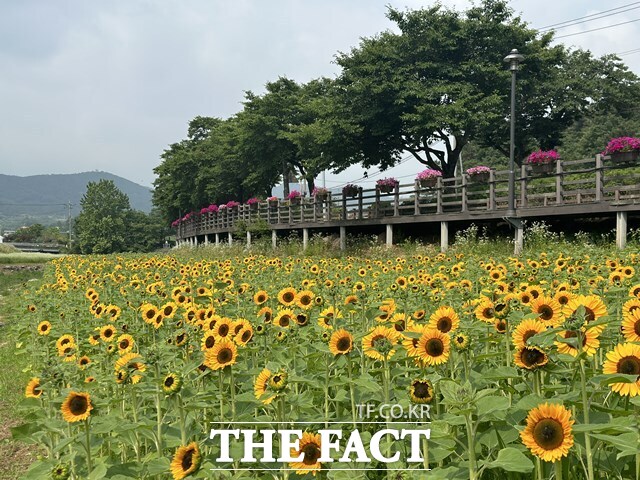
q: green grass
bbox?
[0,269,44,480]
[0,245,19,254]
[0,252,60,264]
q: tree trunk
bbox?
[282,161,290,198]
[307,177,316,195]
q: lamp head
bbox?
[503,49,524,71]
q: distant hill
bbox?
[0,172,153,230]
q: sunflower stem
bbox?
[347,355,357,427]
[554,459,563,480]
[383,358,392,480]
[154,364,163,454]
[579,358,594,480]
[422,433,429,471]
[177,394,187,445]
[229,366,236,420]
[464,413,478,480]
[535,458,543,480]
[84,419,93,474]
[324,353,330,429]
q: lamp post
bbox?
[503,48,524,254]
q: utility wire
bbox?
[538,2,640,30]
[554,17,640,39]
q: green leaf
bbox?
[145,457,171,475]
[485,447,534,473]
[476,395,510,417]
[89,462,108,480]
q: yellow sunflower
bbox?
[277,287,297,306]
[602,343,640,396]
[317,306,343,329]
[253,290,269,305]
[117,334,135,354]
[529,296,563,327]
[254,368,276,405]
[61,391,93,423]
[99,324,117,342]
[428,306,460,334]
[554,327,600,357]
[520,403,574,462]
[622,309,640,343]
[362,325,401,361]
[562,295,607,332]
[329,329,354,355]
[37,321,52,336]
[512,319,547,349]
[474,299,495,323]
[25,378,42,398]
[114,352,146,384]
[274,309,295,328]
[170,442,201,480]
[289,432,322,476]
[409,379,434,404]
[514,346,549,370]
[204,339,238,370]
[295,290,315,310]
[416,329,451,366]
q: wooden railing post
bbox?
[342,194,347,220]
[414,180,420,215]
[489,170,496,210]
[300,199,306,224]
[436,177,443,214]
[313,198,318,222]
[358,188,364,219]
[393,184,400,217]
[461,175,467,212]
[595,154,603,201]
[520,164,528,208]
[556,160,564,205]
[327,193,332,221]
[277,203,281,224]
[375,188,381,218]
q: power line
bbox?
[542,5,640,32]
[554,17,640,39]
[617,47,640,55]
[538,2,640,30]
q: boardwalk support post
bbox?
[440,221,448,252]
[228,232,233,246]
[246,231,251,248]
[215,233,220,246]
[272,230,277,250]
[386,224,393,247]
[616,212,627,250]
[303,228,309,251]
[340,226,346,251]
[514,222,524,255]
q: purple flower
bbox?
[603,137,640,155]
[376,177,400,188]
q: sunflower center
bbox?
[413,382,431,399]
[120,339,129,349]
[482,307,494,319]
[217,348,233,364]
[164,376,174,387]
[584,307,595,323]
[177,333,185,343]
[241,331,251,343]
[538,305,554,321]
[300,296,311,305]
[634,320,640,336]
[205,336,215,348]
[218,325,229,337]
[532,418,564,450]
[302,443,321,465]
[337,337,351,352]
[296,314,308,325]
[522,348,546,366]
[69,395,88,415]
[279,316,290,327]
[425,338,444,357]
[437,317,452,333]
[617,356,640,376]
[181,449,194,470]
[283,292,294,303]
[164,306,173,316]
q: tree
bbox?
[320,0,637,176]
[75,180,131,254]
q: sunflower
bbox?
[162,373,182,394]
[269,370,288,391]
[56,334,75,350]
[25,377,42,398]
[629,283,640,298]
[562,295,607,332]
[115,352,146,383]
[254,368,276,405]
[362,326,401,361]
[51,463,70,480]
[212,317,233,338]
[475,299,495,323]
[201,331,218,351]
[99,324,117,342]
[61,391,93,423]
[329,329,354,355]
[253,290,269,305]
[274,309,295,328]
[117,334,135,354]
[416,329,451,366]
[520,403,574,462]
[289,432,322,476]
[170,442,201,480]
[318,306,343,329]
[37,320,52,336]
[235,325,254,346]
[554,327,600,357]
[530,296,563,327]
[514,346,549,370]
[622,309,640,343]
[512,319,547,349]
[428,306,460,334]
[204,339,238,370]
[278,287,297,306]
[494,318,508,334]
[409,379,434,404]
[452,333,469,351]
[77,356,91,369]
[602,343,640,396]
[141,303,159,324]
[257,306,273,324]
[296,290,315,310]
[402,324,428,357]
[161,302,177,318]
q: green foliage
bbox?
[4,224,67,244]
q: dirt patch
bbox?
[0,264,44,273]
[0,401,37,480]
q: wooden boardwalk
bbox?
[175,155,640,250]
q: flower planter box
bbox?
[249,203,259,211]
[268,201,279,209]
[610,151,639,165]
[289,197,301,206]
[314,194,329,203]
[419,177,438,188]
[377,185,395,194]
[468,172,490,184]
[529,162,555,175]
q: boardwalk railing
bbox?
[176,155,640,241]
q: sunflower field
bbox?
[8,245,640,480]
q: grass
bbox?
[0,268,44,480]
[0,252,60,264]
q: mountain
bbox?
[0,172,153,230]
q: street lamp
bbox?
[503,48,524,218]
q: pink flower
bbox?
[526,150,559,165]
[603,137,640,155]
[416,169,442,180]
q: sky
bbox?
[2,0,639,190]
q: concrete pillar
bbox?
[440,221,448,252]
[386,224,393,247]
[215,233,220,246]
[514,223,524,256]
[303,228,309,251]
[616,211,628,250]
[191,237,196,247]
[204,234,209,245]
[272,230,277,249]
[339,226,346,251]
[228,232,233,246]
[246,231,251,248]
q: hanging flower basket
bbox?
[466,166,491,184]
[377,185,395,194]
[419,177,438,188]
[289,196,301,206]
[267,197,278,209]
[342,184,360,198]
[376,178,399,194]
[610,150,639,165]
[530,162,555,175]
[416,169,441,189]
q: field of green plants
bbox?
[5,235,640,479]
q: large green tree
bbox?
[319,0,635,176]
